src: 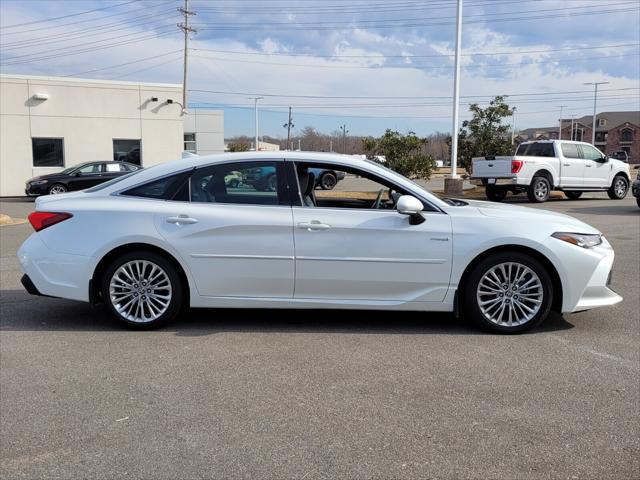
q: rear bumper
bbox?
[17,233,93,302]
[470,177,519,187]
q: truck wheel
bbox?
[527,176,550,203]
[607,175,628,200]
[486,186,507,202]
[565,191,582,200]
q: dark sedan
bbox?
[25,161,141,196]
[632,168,640,209]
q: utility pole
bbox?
[570,115,575,141]
[177,0,196,113]
[556,105,567,140]
[584,81,609,145]
[444,0,464,196]
[283,107,294,150]
[511,111,516,145]
[339,124,349,153]
[250,97,263,151]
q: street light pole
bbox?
[556,105,567,140]
[584,81,609,145]
[450,0,463,178]
[250,97,263,151]
[339,124,349,153]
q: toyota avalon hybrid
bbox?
[17,152,621,333]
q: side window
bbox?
[105,163,122,172]
[77,163,102,174]
[296,164,409,210]
[121,171,190,200]
[190,161,284,206]
[580,145,603,161]
[560,143,580,159]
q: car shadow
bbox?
[565,205,639,216]
[0,291,574,336]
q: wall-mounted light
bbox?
[166,99,174,104]
[150,97,158,102]
[32,93,49,101]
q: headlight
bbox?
[30,180,48,185]
[552,232,603,248]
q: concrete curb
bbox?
[0,213,27,226]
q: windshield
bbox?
[60,164,84,174]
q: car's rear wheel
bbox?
[48,183,67,195]
[527,176,551,203]
[464,252,553,333]
[485,186,507,202]
[320,172,338,190]
[102,251,183,329]
[607,175,628,200]
[565,191,582,200]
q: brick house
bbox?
[516,111,640,163]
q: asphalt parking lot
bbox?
[1,194,638,479]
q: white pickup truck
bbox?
[470,140,631,203]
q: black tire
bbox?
[319,172,338,190]
[463,251,554,334]
[565,191,583,200]
[47,183,67,195]
[527,176,551,203]
[636,196,640,209]
[101,250,184,329]
[607,175,628,200]
[485,186,507,202]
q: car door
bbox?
[580,144,610,188]
[290,162,453,303]
[69,163,105,190]
[558,143,585,187]
[153,160,295,298]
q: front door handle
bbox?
[297,220,331,231]
[563,163,571,166]
[585,164,592,167]
[167,214,198,225]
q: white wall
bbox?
[0,74,185,196]
[183,109,224,156]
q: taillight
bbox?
[511,160,524,174]
[28,212,73,232]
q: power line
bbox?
[0,0,141,29]
[189,43,640,60]
[63,49,183,77]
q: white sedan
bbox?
[17,152,622,333]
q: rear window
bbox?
[515,142,556,157]
[121,171,191,201]
[560,143,580,159]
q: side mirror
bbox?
[396,195,425,225]
[598,155,609,163]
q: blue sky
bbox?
[1,0,639,138]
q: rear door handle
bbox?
[297,221,331,231]
[167,214,198,225]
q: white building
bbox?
[0,74,224,196]
[183,109,225,156]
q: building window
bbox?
[598,119,606,127]
[594,131,607,143]
[113,139,141,165]
[184,133,196,153]
[32,138,64,167]
[620,129,633,143]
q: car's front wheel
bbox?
[464,252,553,333]
[102,251,183,329]
[565,191,582,200]
[48,183,67,195]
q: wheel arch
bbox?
[457,244,563,314]
[90,242,190,305]
[531,169,556,187]
[612,170,630,183]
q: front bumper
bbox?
[632,179,640,198]
[25,182,48,196]
[544,235,622,313]
[470,177,518,187]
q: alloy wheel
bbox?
[614,178,627,197]
[48,185,67,195]
[476,262,543,327]
[534,180,548,200]
[109,260,172,323]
